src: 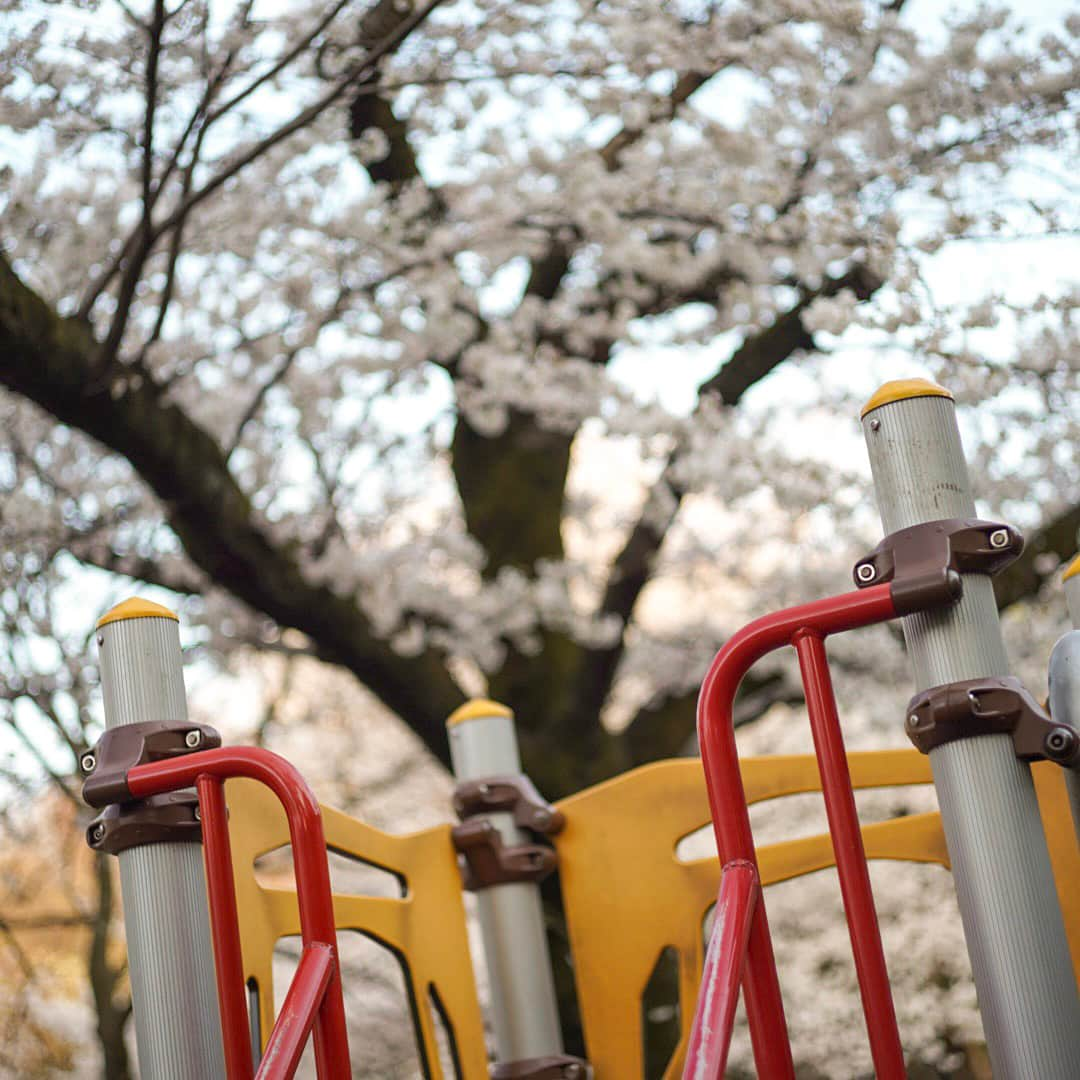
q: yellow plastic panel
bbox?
[554,749,946,1080]
[1032,761,1080,979]
[224,749,1079,1080]
[225,779,486,1079]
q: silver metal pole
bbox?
[862,380,1080,1077]
[1049,557,1080,841]
[96,599,226,1078]
[447,700,564,1063]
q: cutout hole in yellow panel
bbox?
[253,845,405,898]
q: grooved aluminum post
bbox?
[96,600,226,1079]
[447,701,563,1064]
[1049,557,1080,841]
[862,381,1080,1076]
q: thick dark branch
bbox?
[349,79,423,188]
[995,504,1080,611]
[571,266,884,724]
[621,670,804,765]
[0,253,464,763]
[699,264,882,405]
[600,70,708,171]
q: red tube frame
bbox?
[683,860,758,1080]
[128,747,351,1080]
[693,583,907,1079]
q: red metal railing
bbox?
[127,747,351,1079]
[686,583,907,1080]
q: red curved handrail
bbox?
[128,747,351,1079]
[690,583,906,1079]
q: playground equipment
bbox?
[79,380,1080,1079]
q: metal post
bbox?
[862,379,1080,1076]
[96,599,226,1078]
[1049,556,1080,841]
[446,700,564,1064]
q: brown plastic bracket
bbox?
[87,791,203,855]
[905,675,1080,766]
[853,518,1023,615]
[490,1055,590,1079]
[81,720,221,809]
[451,818,558,890]
[453,775,565,836]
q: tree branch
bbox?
[0,253,465,763]
[698,264,882,404]
[569,265,884,725]
[995,504,1080,611]
[621,669,805,765]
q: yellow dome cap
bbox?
[862,379,954,419]
[96,598,179,629]
[447,699,513,727]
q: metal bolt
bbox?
[856,563,876,583]
[564,1066,585,1080]
[907,714,919,730]
[96,634,104,647]
[185,729,202,749]
[194,806,201,822]
[91,823,106,842]
[81,753,96,773]
[478,783,490,797]
[869,418,881,432]
[1045,727,1076,760]
[534,809,551,827]
[989,528,1009,549]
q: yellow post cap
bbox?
[1063,555,1080,584]
[96,597,179,629]
[447,698,513,727]
[861,378,954,419]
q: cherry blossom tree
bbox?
[1,0,1078,1072]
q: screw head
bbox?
[1045,727,1076,760]
[907,714,919,730]
[194,806,201,822]
[534,809,551,826]
[869,418,881,432]
[478,783,490,797]
[564,1066,585,1080]
[80,753,96,773]
[184,730,202,749]
[989,528,1010,549]
[96,634,104,647]
[856,563,877,583]
[91,823,106,842]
